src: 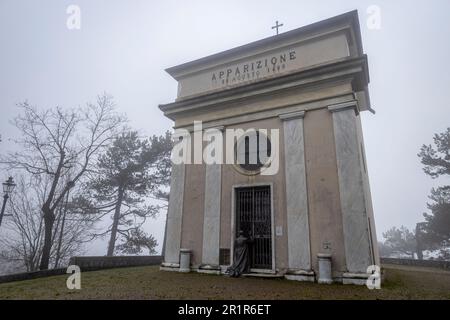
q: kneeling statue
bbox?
[226,230,252,277]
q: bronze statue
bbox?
[226,230,252,277]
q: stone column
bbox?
[279,111,313,281]
[161,132,188,271]
[199,128,222,273]
[200,162,222,271]
[328,101,373,277]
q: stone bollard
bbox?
[317,253,333,284]
[179,249,191,272]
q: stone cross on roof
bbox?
[272,20,283,35]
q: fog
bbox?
[0,0,449,255]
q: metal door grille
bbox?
[235,186,272,269]
[219,248,230,265]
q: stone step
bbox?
[242,273,284,279]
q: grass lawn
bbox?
[0,264,449,300]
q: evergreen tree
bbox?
[89,130,172,256]
[382,226,417,259]
[418,127,450,259]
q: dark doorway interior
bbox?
[235,186,272,269]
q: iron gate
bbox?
[235,186,272,269]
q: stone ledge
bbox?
[342,272,370,285]
[285,271,315,282]
[327,100,359,115]
[69,255,162,272]
[160,56,370,117]
[1,256,164,284]
[161,261,180,268]
[381,257,450,270]
[197,264,221,274]
[242,273,284,279]
[279,110,305,121]
[318,278,333,284]
[197,269,221,275]
[160,262,180,272]
[0,268,67,284]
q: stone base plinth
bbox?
[285,269,315,282]
[197,264,221,275]
[160,262,180,272]
[342,272,370,285]
[317,253,333,284]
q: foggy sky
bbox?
[1,0,449,255]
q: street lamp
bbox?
[0,176,16,227]
[416,222,427,260]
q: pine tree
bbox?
[418,127,450,259]
[88,130,172,256]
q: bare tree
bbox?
[0,175,96,271]
[1,94,125,269]
[0,176,45,271]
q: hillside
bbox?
[0,265,449,299]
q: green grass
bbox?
[0,264,449,300]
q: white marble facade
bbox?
[279,111,312,274]
[201,163,222,269]
[329,102,373,274]
[161,162,185,269]
[160,11,379,284]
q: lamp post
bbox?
[0,176,16,227]
[416,222,426,260]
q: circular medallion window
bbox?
[234,130,272,174]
